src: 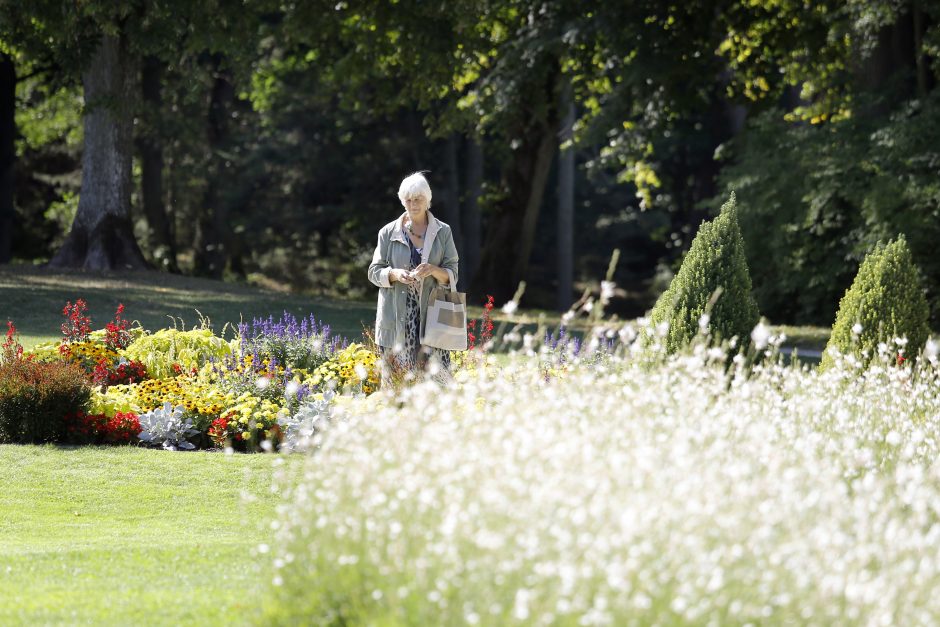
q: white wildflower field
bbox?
[263,339,940,625]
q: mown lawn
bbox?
[0,263,377,348]
[0,446,296,626]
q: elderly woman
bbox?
[368,172,460,373]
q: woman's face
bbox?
[403,195,429,220]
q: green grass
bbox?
[0,263,377,348]
[771,324,830,350]
[0,445,295,626]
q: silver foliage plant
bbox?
[138,402,199,450]
[277,390,336,453]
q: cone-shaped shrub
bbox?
[822,236,930,369]
[649,192,760,353]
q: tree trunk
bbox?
[913,2,928,99]
[193,58,234,279]
[461,136,483,290]
[137,55,178,272]
[470,81,559,303]
[556,80,575,312]
[442,134,464,285]
[0,52,14,264]
[49,32,148,270]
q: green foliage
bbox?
[123,328,234,380]
[717,91,940,326]
[0,358,90,443]
[716,0,854,121]
[822,237,930,369]
[649,192,760,353]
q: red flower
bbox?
[92,358,110,387]
[64,410,141,444]
[897,352,907,366]
[466,295,496,351]
[3,321,24,361]
[61,299,92,344]
[209,414,233,448]
[104,304,131,351]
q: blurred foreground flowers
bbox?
[265,332,940,625]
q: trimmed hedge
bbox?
[822,236,930,369]
[650,192,760,353]
[0,359,91,443]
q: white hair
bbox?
[397,172,432,205]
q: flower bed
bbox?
[264,326,940,625]
[1,303,380,451]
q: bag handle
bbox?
[443,267,458,292]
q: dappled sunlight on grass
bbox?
[0,264,376,348]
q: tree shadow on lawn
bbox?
[0,264,376,347]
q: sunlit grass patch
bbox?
[0,445,296,626]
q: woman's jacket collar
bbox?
[392,211,444,264]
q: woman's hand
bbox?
[413,263,448,283]
[389,268,417,286]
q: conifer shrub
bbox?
[649,192,760,353]
[0,359,91,443]
[822,236,930,369]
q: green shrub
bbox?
[0,359,91,443]
[123,328,234,379]
[713,91,940,327]
[649,192,760,353]
[822,236,930,369]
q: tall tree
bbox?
[461,136,484,289]
[0,3,149,269]
[556,77,575,311]
[193,56,236,279]
[470,61,562,301]
[137,54,177,272]
[0,50,14,263]
[50,29,146,269]
[1,0,271,270]
[442,133,463,281]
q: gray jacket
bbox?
[368,211,459,349]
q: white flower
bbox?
[513,589,532,621]
[285,381,300,397]
[925,339,938,360]
[523,334,535,351]
[354,364,368,380]
[600,281,616,305]
[852,323,863,336]
[619,324,637,345]
[698,314,711,333]
[561,311,575,325]
[255,376,271,390]
[501,301,518,316]
[751,322,771,350]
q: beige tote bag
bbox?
[423,282,468,351]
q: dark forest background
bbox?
[1,0,939,325]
